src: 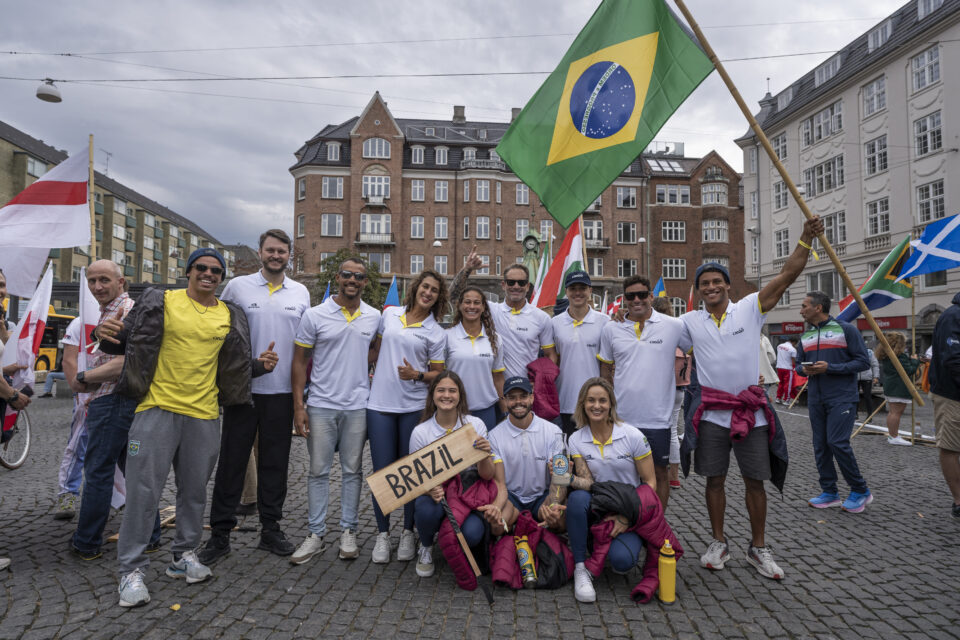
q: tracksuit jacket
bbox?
[794,317,869,405]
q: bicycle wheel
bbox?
[0,409,31,470]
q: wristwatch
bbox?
[7,390,19,403]
[417,371,424,382]
[76,371,86,384]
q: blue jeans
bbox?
[809,401,867,494]
[566,489,643,570]
[306,407,367,536]
[73,394,159,553]
[470,403,498,433]
[413,495,484,546]
[43,371,66,395]
[367,409,420,532]
[507,490,549,520]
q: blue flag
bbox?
[896,213,960,282]
[384,276,400,308]
[322,282,331,302]
[653,277,666,298]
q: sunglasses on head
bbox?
[624,290,650,301]
[339,270,367,281]
[192,264,224,276]
[504,278,528,287]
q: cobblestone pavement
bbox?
[2,396,958,639]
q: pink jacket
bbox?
[527,357,560,420]
[490,511,574,589]
[436,473,498,591]
[692,384,776,442]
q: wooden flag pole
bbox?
[910,283,918,443]
[671,0,924,407]
[88,134,96,263]
[853,399,887,438]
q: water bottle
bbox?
[514,536,537,588]
[658,538,677,604]
[550,433,570,486]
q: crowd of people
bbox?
[1,212,958,606]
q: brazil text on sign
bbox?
[366,425,488,515]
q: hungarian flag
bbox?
[686,284,695,313]
[496,0,713,227]
[532,219,583,308]
[0,264,54,390]
[836,236,912,323]
[530,235,553,306]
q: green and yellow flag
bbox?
[497,0,713,228]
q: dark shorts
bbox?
[639,427,670,468]
[508,490,549,520]
[694,421,771,481]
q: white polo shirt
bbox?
[61,317,82,346]
[597,309,683,430]
[491,301,555,379]
[221,271,310,395]
[568,422,651,485]
[445,323,505,411]
[409,413,489,453]
[775,342,797,369]
[294,297,380,410]
[552,308,609,414]
[679,292,768,429]
[488,414,564,503]
[368,306,447,413]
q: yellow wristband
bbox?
[798,239,820,261]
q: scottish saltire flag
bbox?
[895,213,960,282]
[653,277,666,298]
[836,236,912,323]
[496,0,713,227]
[383,276,400,309]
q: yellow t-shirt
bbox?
[137,289,231,419]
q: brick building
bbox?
[291,93,752,311]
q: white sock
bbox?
[575,562,586,571]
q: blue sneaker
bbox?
[842,489,873,513]
[808,492,842,508]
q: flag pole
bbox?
[88,134,95,263]
[671,0,923,406]
[910,280,917,443]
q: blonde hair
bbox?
[876,331,906,361]
[572,377,622,429]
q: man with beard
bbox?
[491,264,558,381]
[198,230,310,564]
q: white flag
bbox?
[0,264,54,389]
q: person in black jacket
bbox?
[930,291,960,518]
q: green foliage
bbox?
[312,249,386,308]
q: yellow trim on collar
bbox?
[267,282,283,295]
[592,433,614,458]
[710,311,728,329]
[400,313,424,328]
[341,307,362,323]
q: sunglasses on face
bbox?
[504,279,529,287]
[624,290,650,301]
[339,270,367,281]
[193,264,224,276]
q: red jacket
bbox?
[490,511,574,589]
[527,357,560,420]
[436,473,498,591]
[693,384,776,442]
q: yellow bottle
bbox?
[514,536,537,588]
[658,538,677,604]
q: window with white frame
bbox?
[363,252,391,273]
[362,137,390,159]
[362,175,390,198]
[774,181,789,210]
[477,216,490,239]
[320,213,343,237]
[814,54,841,87]
[295,255,305,273]
[750,191,758,219]
[113,223,125,239]
[662,220,686,242]
[410,215,424,239]
[772,132,787,160]
[617,187,636,208]
[425,127,435,137]
[701,183,727,206]
[359,213,390,235]
[143,236,155,251]
[475,255,490,275]
[318,252,334,271]
[774,228,790,258]
[670,297,687,317]
[298,178,306,201]
[748,147,757,174]
[463,180,470,203]
[476,179,490,202]
[434,255,448,275]
[435,180,448,202]
[821,211,847,246]
[410,179,425,202]
[435,216,448,239]
[435,147,448,165]
[918,0,944,19]
[143,213,155,227]
[111,249,125,263]
[463,216,470,239]
[923,270,948,288]
[411,146,424,165]
[72,266,82,282]
[516,183,529,205]
[495,217,501,240]
[296,214,306,238]
[655,184,690,204]
[806,270,841,301]
[327,142,340,161]
[915,111,942,156]
[583,219,602,241]
[322,177,343,199]
[617,259,637,278]
[777,87,793,111]
[495,256,502,276]
[801,100,842,147]
[912,46,940,92]
[169,227,179,239]
[866,197,890,236]
[862,136,888,177]
[588,257,603,277]
[26,156,46,177]
[860,77,886,120]
[495,181,501,203]
[751,235,760,264]
[703,257,730,268]
[540,220,553,240]
[702,219,729,243]
[410,254,424,274]
[489,149,498,161]
[867,20,892,53]
[617,222,637,244]
[802,155,845,197]
[917,179,945,223]
[516,219,529,241]
[142,259,154,273]
[463,147,476,161]
[662,258,686,280]
[113,198,126,214]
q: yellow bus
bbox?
[2,300,76,371]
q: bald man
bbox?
[71,260,160,560]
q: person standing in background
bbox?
[858,345,881,418]
[876,332,919,446]
[774,339,797,404]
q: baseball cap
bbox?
[503,376,533,394]
[186,247,226,272]
[564,270,592,288]
[695,262,730,287]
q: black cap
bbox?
[503,376,533,394]
[695,262,730,287]
[564,270,592,288]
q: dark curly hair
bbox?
[403,269,449,322]
[453,286,500,358]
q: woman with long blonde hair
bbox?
[875,332,920,446]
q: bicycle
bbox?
[0,408,31,470]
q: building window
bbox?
[862,77,886,117]
[918,0,944,19]
[476,179,490,202]
[143,236,154,251]
[496,181,501,203]
[701,183,727,206]
[772,132,787,160]
[411,179,425,202]
[296,214,306,238]
[71,266,82,282]
[463,147,476,161]
[670,297,686,317]
[362,252,391,273]
[435,180,448,202]
[477,216,490,239]
[866,198,890,236]
[434,216,448,239]
[773,181,789,210]
[802,155,845,197]
[583,219,602,242]
[319,213,342,237]
[912,46,940,92]
[540,220,553,240]
[26,157,46,177]
[362,137,390,159]
[297,178,306,201]
[323,142,340,162]
[864,137,888,176]
[424,127,435,137]
[516,219,529,241]
[495,256,502,275]
[410,254,424,274]
[495,217,501,240]
[821,211,847,246]
[751,235,760,264]
[662,259,686,280]
[475,255,490,275]
[359,213,390,235]
[914,111,942,156]
[867,20,892,53]
[748,147,757,174]
[774,228,790,258]
[655,184,690,204]
[362,175,390,199]
[143,213,155,228]
[617,222,637,244]
[703,256,730,268]
[702,219,729,243]
[516,183,529,205]
[588,257,603,277]
[617,259,637,278]
[617,187,637,208]
[814,54,841,87]
[806,270,840,301]
[801,100,842,147]
[435,147,448,165]
[434,255,448,275]
[923,270,948,288]
[113,199,126,214]
[463,180,470,203]
[411,146,424,165]
[142,259,155,273]
[322,177,343,199]
[776,87,793,111]
[661,221,686,242]
[168,227,179,239]
[917,179,945,223]
[410,215,424,239]
[112,249,125,263]
[750,191,758,219]
[463,216,470,239]
[113,223,125,240]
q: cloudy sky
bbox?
[1,0,907,247]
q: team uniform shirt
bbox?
[552,308,609,414]
[294,297,380,411]
[568,422,651,485]
[597,309,683,430]
[775,342,797,370]
[491,301,555,379]
[679,292,768,429]
[221,271,310,395]
[409,413,488,458]
[137,289,231,420]
[444,323,505,411]
[488,414,564,503]
[368,306,447,413]
[61,317,82,347]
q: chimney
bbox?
[511,107,521,122]
[453,105,466,123]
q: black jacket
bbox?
[99,287,266,407]
[931,291,960,402]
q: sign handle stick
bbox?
[440,498,494,605]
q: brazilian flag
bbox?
[497,0,713,228]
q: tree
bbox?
[312,249,387,308]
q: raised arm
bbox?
[758,216,824,313]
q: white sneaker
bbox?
[415,544,434,577]
[573,564,596,603]
[887,435,912,446]
[372,532,391,564]
[397,529,416,561]
[746,545,784,580]
[165,550,212,584]
[118,569,150,608]
[700,539,730,570]
[339,529,358,560]
[291,533,327,565]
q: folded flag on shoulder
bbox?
[836,236,912,323]
[895,212,960,283]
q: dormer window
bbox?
[425,127,435,137]
[815,55,841,87]
[435,147,448,165]
[411,145,424,165]
[327,142,340,162]
[362,137,391,159]
[777,87,793,111]
[463,147,476,161]
[867,20,892,53]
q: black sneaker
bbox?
[258,529,295,556]
[69,543,102,561]
[197,534,231,565]
[145,539,162,554]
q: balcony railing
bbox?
[459,158,506,171]
[364,194,386,206]
[863,234,890,252]
[583,198,602,213]
[355,232,396,245]
[584,237,610,250]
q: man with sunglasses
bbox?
[96,247,278,607]
[198,230,310,565]
[289,258,380,565]
[598,275,683,510]
[491,264,557,383]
